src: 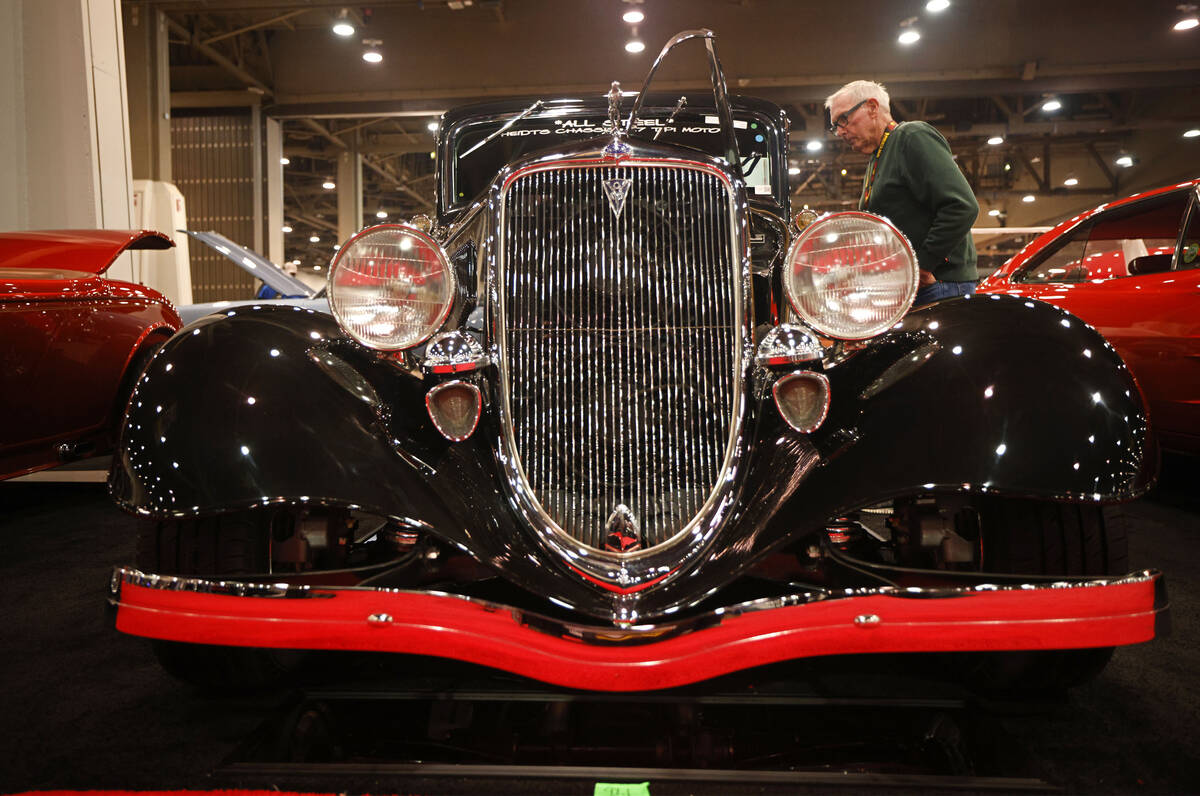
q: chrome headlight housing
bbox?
[328,225,455,350]
[782,211,918,340]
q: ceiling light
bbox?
[332,9,355,37]
[622,9,644,23]
[362,39,383,63]
[1063,177,1079,186]
[926,0,950,11]
[309,235,320,243]
[290,259,301,266]
[279,156,290,165]
[1115,154,1135,168]
[281,224,293,233]
[898,28,921,45]
[427,120,439,132]
[1174,5,1199,30]
[376,209,388,219]
[625,38,645,53]
[1184,128,1200,138]
[1022,194,1036,203]
[313,264,323,271]
[987,135,1004,145]
[988,208,1002,217]
[1042,98,1062,112]
[322,179,336,190]
[805,140,823,152]
[788,166,801,175]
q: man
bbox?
[826,80,979,307]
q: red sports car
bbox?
[979,178,1200,455]
[0,230,182,480]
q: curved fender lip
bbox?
[109,565,1166,692]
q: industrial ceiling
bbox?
[126,0,1200,268]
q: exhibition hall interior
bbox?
[2,0,1199,793]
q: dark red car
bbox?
[979,178,1200,455]
[0,230,182,480]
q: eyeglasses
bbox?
[828,99,870,133]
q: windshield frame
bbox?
[437,95,791,222]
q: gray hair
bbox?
[825,80,891,114]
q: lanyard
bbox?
[861,121,899,208]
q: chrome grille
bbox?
[500,163,739,551]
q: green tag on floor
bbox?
[594,782,650,796]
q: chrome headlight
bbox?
[782,211,918,340]
[328,225,455,350]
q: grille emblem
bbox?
[603,504,642,553]
[602,178,633,219]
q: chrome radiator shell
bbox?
[495,155,747,565]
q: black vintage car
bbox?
[108,31,1165,691]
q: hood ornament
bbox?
[603,81,631,159]
[602,178,633,218]
[604,503,642,553]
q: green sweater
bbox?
[859,121,979,282]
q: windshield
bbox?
[447,107,783,211]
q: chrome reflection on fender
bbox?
[426,380,483,442]
[755,324,824,368]
[772,371,831,433]
[423,330,490,374]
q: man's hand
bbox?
[918,268,937,286]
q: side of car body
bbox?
[980,179,1200,455]
[0,230,182,480]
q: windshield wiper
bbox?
[652,95,688,141]
[460,99,545,158]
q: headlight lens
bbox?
[782,211,918,340]
[328,225,455,350]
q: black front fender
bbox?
[109,306,451,522]
[795,292,1155,515]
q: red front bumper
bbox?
[109,567,1167,692]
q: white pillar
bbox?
[0,0,133,238]
[337,142,363,246]
[266,117,284,267]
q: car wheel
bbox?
[968,495,1129,693]
[135,512,307,691]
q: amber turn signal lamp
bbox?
[772,371,831,433]
[426,380,482,441]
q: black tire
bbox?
[136,512,307,691]
[968,496,1129,693]
[977,496,1128,577]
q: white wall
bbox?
[0,0,133,238]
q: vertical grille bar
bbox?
[502,163,737,550]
